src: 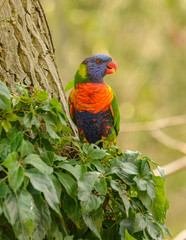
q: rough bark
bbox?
[0,0,77,135]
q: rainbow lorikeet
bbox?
[68,54,120,147]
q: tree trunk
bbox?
[0,0,77,135]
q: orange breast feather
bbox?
[69,83,113,114]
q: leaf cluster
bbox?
[0,82,171,240]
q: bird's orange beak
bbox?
[106,61,117,75]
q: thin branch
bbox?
[154,156,186,176]
[173,229,186,240]
[120,115,186,133]
[0,0,7,12]
[0,10,19,22]
[151,129,186,154]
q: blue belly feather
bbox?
[75,109,113,144]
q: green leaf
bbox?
[78,172,105,214]
[111,159,138,175]
[46,212,64,240]
[25,168,61,216]
[10,132,24,152]
[0,180,8,198]
[91,160,105,174]
[23,154,53,174]
[61,126,72,135]
[1,119,12,132]
[0,95,11,110]
[157,166,165,180]
[125,230,136,240]
[5,113,19,122]
[3,188,35,240]
[146,220,162,239]
[32,194,51,240]
[152,176,168,222]
[55,171,77,198]
[94,176,107,195]
[119,219,134,240]
[133,176,147,191]
[64,236,74,240]
[50,174,62,202]
[124,150,140,160]
[22,113,40,129]
[138,190,153,214]
[34,90,49,102]
[157,223,172,238]
[65,80,74,91]
[8,165,24,192]
[83,143,106,160]
[0,198,3,215]
[0,81,11,99]
[46,123,60,139]
[133,213,147,232]
[2,152,19,169]
[111,180,130,216]
[20,140,35,158]
[62,193,81,228]
[58,164,87,180]
[19,96,34,104]
[83,207,103,240]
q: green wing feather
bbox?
[111,90,120,135]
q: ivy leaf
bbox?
[157,222,172,238]
[10,131,24,152]
[111,180,130,216]
[50,174,62,202]
[0,180,9,198]
[25,169,61,217]
[0,82,11,99]
[151,176,168,222]
[119,219,134,240]
[78,172,105,214]
[133,213,147,232]
[58,164,87,180]
[157,166,165,180]
[1,119,12,132]
[34,90,48,102]
[83,143,106,160]
[91,160,105,174]
[32,194,51,240]
[20,140,35,158]
[83,207,103,240]
[0,95,11,110]
[0,198,3,216]
[2,152,19,169]
[5,113,19,122]
[46,123,60,139]
[94,176,107,195]
[125,230,136,240]
[146,220,163,239]
[65,80,74,91]
[46,212,64,240]
[23,154,53,174]
[3,188,35,240]
[62,193,81,228]
[64,236,74,240]
[55,171,77,198]
[123,150,140,161]
[8,165,24,192]
[22,113,40,129]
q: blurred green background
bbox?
[42,0,186,238]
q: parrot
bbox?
[68,54,120,147]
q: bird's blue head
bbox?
[74,54,117,86]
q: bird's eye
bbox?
[96,59,102,64]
